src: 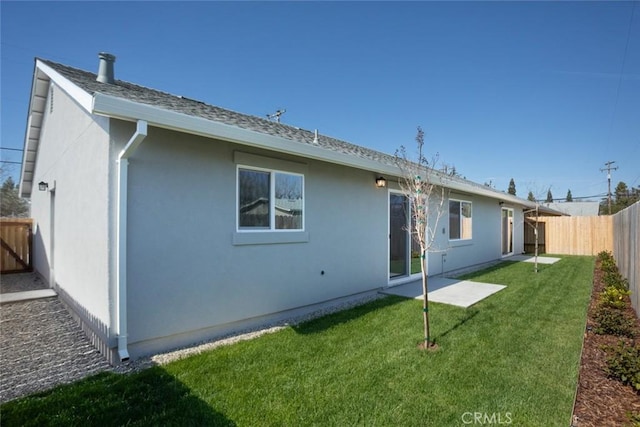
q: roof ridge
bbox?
[37,57,399,156]
[37,58,354,144]
[34,56,538,207]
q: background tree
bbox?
[1,177,29,217]
[395,127,446,350]
[507,178,516,196]
[545,189,554,203]
[614,181,629,206]
[600,181,640,214]
[527,191,536,202]
[566,189,573,202]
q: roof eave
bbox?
[92,92,406,176]
[91,94,537,207]
[19,60,94,197]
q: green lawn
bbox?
[1,256,594,426]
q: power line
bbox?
[537,193,607,203]
[605,1,637,151]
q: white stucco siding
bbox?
[123,126,388,345]
[427,192,505,275]
[29,83,112,327]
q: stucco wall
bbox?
[29,83,112,330]
[116,124,389,348]
[425,191,522,276]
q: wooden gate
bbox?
[1,219,33,274]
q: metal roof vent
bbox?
[97,52,116,84]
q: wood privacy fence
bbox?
[528,216,613,256]
[612,202,640,313]
[0,218,33,274]
[527,202,639,313]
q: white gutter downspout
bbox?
[116,120,147,361]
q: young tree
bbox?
[507,178,516,196]
[524,185,549,273]
[395,127,446,350]
[545,189,554,203]
[527,191,536,202]
[566,189,573,202]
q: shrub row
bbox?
[594,251,640,405]
[603,341,640,392]
[594,251,634,338]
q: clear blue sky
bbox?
[2,1,639,201]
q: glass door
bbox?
[389,193,422,280]
[389,193,408,278]
[501,207,514,256]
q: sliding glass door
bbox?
[389,193,421,280]
[502,207,514,256]
[389,193,408,278]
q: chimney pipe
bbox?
[97,52,116,84]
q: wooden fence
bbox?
[527,215,613,256]
[526,203,639,313]
[612,202,640,313]
[0,218,33,274]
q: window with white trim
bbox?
[449,199,472,240]
[237,166,304,231]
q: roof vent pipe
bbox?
[97,52,116,84]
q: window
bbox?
[449,199,472,240]
[238,167,304,231]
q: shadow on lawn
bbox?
[293,295,406,335]
[458,260,554,280]
[0,366,235,426]
[433,307,480,342]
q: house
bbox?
[543,202,601,217]
[20,53,543,363]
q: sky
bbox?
[1,1,639,202]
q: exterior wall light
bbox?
[38,181,49,191]
[375,176,387,188]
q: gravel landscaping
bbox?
[0,297,111,403]
[1,272,384,402]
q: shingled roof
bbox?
[22,56,549,211]
[39,58,399,170]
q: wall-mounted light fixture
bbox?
[38,181,49,191]
[375,176,387,188]
[499,201,505,206]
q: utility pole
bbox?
[600,161,618,214]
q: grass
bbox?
[1,256,594,426]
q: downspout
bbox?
[116,120,147,361]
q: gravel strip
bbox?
[115,292,386,373]
[1,275,386,403]
[0,298,112,403]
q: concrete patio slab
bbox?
[0,289,57,304]
[507,255,561,264]
[380,277,506,308]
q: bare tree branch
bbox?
[394,127,447,349]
